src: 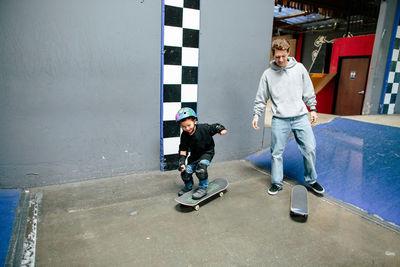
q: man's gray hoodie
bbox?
[253,57,316,119]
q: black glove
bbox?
[215,124,226,133]
[178,155,186,171]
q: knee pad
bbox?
[181,172,193,183]
[195,163,208,180]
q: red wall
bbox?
[316,79,335,114]
[329,34,375,74]
[316,34,375,113]
[295,33,303,62]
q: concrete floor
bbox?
[30,159,400,266]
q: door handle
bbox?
[358,90,365,95]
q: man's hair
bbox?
[271,39,290,55]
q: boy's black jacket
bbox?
[179,123,225,164]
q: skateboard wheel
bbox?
[194,205,200,211]
[219,192,224,197]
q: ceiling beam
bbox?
[276,17,333,29]
[275,0,348,12]
[275,0,380,20]
[274,11,312,21]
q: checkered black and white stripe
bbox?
[383,23,400,114]
[161,0,200,170]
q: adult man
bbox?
[252,39,325,195]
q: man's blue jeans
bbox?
[185,159,210,189]
[270,114,317,187]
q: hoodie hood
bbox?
[270,57,297,71]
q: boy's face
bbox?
[273,49,289,68]
[180,119,196,135]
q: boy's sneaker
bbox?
[268,184,282,195]
[178,186,192,196]
[308,182,325,194]
[192,188,207,200]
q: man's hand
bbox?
[220,129,227,135]
[310,111,318,126]
[252,117,259,130]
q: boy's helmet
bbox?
[175,107,197,122]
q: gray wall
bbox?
[0,0,161,188]
[364,0,398,114]
[0,0,274,188]
[198,0,274,162]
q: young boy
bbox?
[175,107,227,199]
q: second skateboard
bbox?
[290,185,308,221]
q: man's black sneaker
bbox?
[268,184,282,195]
[178,186,192,196]
[308,182,325,194]
[192,188,207,200]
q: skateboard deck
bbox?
[290,185,308,219]
[175,178,229,210]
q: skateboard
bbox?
[175,178,229,210]
[290,185,308,220]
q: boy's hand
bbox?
[178,154,186,172]
[178,165,186,172]
[220,129,227,135]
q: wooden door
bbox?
[334,57,370,115]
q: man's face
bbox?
[274,49,289,68]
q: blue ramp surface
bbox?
[247,118,400,227]
[0,189,20,266]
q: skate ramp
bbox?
[0,189,20,266]
[247,117,400,227]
